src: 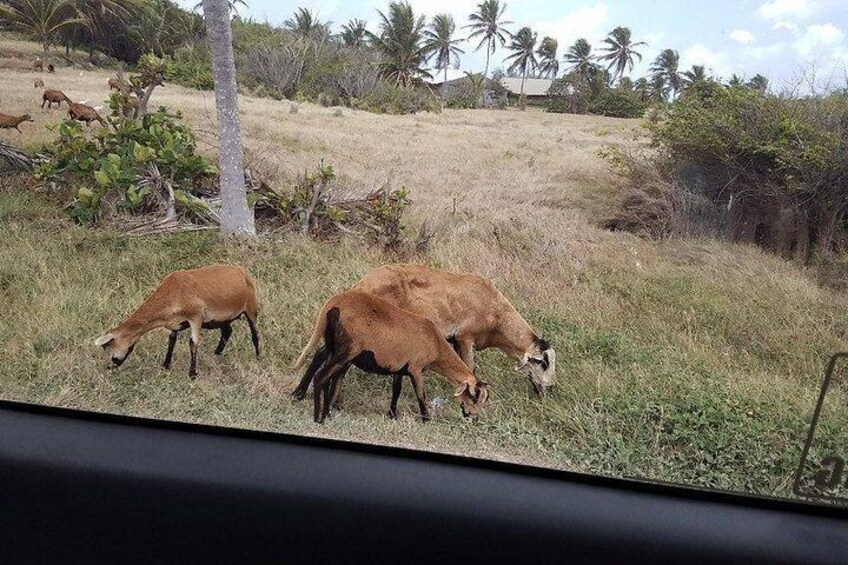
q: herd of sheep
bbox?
[0,57,134,134]
[95,263,557,424]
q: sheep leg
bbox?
[162,330,179,369]
[328,370,347,412]
[188,320,202,379]
[408,371,430,423]
[312,360,344,423]
[291,344,329,401]
[245,313,260,358]
[214,324,233,355]
[388,374,403,419]
[456,338,476,373]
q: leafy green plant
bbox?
[36,108,216,225]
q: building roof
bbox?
[499,77,554,96]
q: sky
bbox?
[182,0,848,89]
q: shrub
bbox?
[589,89,646,118]
[35,109,216,225]
[167,43,214,90]
[607,83,848,261]
[351,82,441,115]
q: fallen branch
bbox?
[0,141,33,171]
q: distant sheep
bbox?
[0,113,34,133]
[33,58,43,72]
[108,77,131,94]
[67,101,108,127]
[41,89,69,109]
[33,78,44,89]
[95,265,261,378]
[293,290,491,423]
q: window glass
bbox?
[1,0,846,507]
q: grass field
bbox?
[1,36,847,501]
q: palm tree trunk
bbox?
[202,0,255,238]
[484,39,491,79]
[520,67,527,110]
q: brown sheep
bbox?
[294,290,491,424]
[67,101,108,127]
[0,113,34,133]
[108,77,131,94]
[41,89,69,109]
[33,58,43,72]
[293,264,556,402]
[95,265,261,378]
[33,78,44,89]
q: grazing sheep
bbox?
[41,89,69,109]
[33,58,43,72]
[67,101,108,127]
[95,265,261,378]
[294,290,491,424]
[0,113,34,133]
[108,77,131,94]
[47,63,55,73]
[33,78,44,89]
[293,264,556,402]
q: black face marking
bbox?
[534,336,551,352]
[111,343,136,366]
[540,352,550,372]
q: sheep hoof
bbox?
[189,372,198,380]
[388,410,398,420]
[291,389,306,401]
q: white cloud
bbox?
[749,41,787,60]
[641,32,666,47]
[730,30,756,44]
[757,0,816,20]
[794,23,845,57]
[531,3,609,49]
[681,43,733,77]
[773,20,800,33]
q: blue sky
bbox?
[183,0,848,89]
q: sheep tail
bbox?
[293,304,329,371]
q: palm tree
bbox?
[598,26,646,81]
[633,77,651,103]
[535,36,558,79]
[504,26,537,108]
[747,73,769,92]
[341,18,368,47]
[75,0,151,58]
[649,48,682,100]
[201,0,255,237]
[0,0,83,51]
[727,74,744,88]
[284,7,331,40]
[681,64,708,93]
[424,14,464,88]
[370,1,430,87]
[563,38,598,81]
[465,0,512,80]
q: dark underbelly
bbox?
[351,350,410,376]
[174,317,240,331]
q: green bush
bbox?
[167,43,214,91]
[35,109,217,225]
[351,83,441,115]
[589,89,646,118]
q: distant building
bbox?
[499,77,554,105]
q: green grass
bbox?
[1,183,847,503]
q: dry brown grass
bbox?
[1,35,846,501]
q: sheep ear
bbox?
[453,382,470,397]
[95,334,115,347]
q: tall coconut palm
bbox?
[424,13,464,88]
[563,38,598,80]
[341,18,368,47]
[535,36,558,79]
[727,74,744,88]
[598,26,646,80]
[201,0,255,237]
[465,0,512,80]
[649,48,682,100]
[504,26,537,108]
[284,7,331,40]
[369,1,430,87]
[0,0,83,51]
[682,64,707,87]
[633,77,651,103]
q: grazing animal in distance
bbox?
[95,265,261,378]
[0,113,34,133]
[47,63,55,73]
[108,77,131,94]
[33,58,43,72]
[33,78,44,89]
[41,89,69,109]
[293,290,491,424]
[67,101,108,127]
